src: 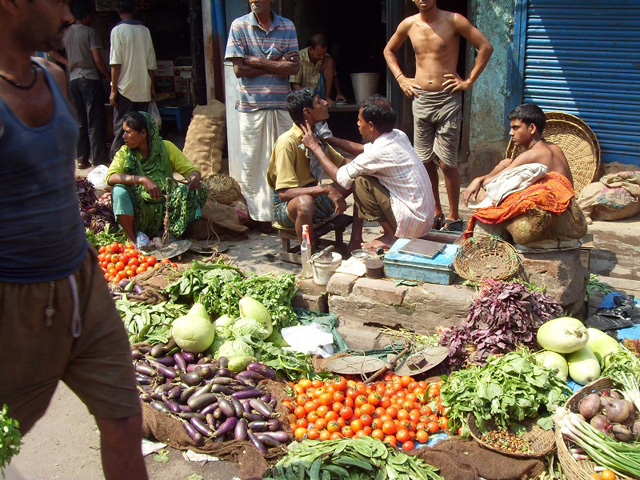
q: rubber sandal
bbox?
[440,219,465,232]
[432,214,445,230]
[77,162,91,169]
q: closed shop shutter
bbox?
[523,0,640,165]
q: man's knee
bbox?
[439,162,459,176]
[97,415,143,441]
[289,195,315,217]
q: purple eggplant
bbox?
[215,416,238,438]
[218,356,229,369]
[197,356,213,365]
[131,349,142,360]
[183,421,204,445]
[218,398,235,418]
[231,397,244,417]
[206,413,215,429]
[187,393,218,412]
[213,407,223,420]
[210,385,234,396]
[150,400,170,414]
[248,420,269,432]
[197,366,214,379]
[154,356,176,367]
[234,418,248,441]
[259,430,289,443]
[190,384,212,400]
[156,365,177,379]
[139,392,153,403]
[267,418,281,432]
[178,404,191,412]
[179,386,197,403]
[249,398,274,418]
[215,367,234,378]
[260,394,271,404]
[162,398,181,414]
[255,432,281,447]
[179,412,204,420]
[135,374,152,386]
[150,344,165,358]
[200,402,219,416]
[246,362,276,379]
[243,412,264,422]
[231,389,263,400]
[181,372,203,386]
[174,353,187,372]
[167,385,183,400]
[182,352,196,363]
[211,376,235,385]
[247,430,267,454]
[190,417,214,437]
[135,363,156,377]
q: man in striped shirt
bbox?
[303,95,435,250]
[225,0,299,231]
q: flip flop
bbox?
[432,214,445,230]
[440,218,465,232]
[77,162,91,169]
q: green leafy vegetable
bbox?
[266,436,443,480]
[0,405,22,474]
[85,226,127,249]
[116,296,188,345]
[440,348,571,432]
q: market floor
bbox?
[9,176,640,479]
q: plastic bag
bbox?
[585,294,640,334]
[87,164,109,191]
[148,101,162,130]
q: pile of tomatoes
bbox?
[283,373,448,450]
[97,241,175,283]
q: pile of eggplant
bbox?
[132,340,289,453]
[578,390,640,442]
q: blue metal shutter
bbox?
[523,0,640,166]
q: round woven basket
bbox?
[505,112,600,195]
[453,235,520,282]
[467,414,556,458]
[556,377,614,480]
[201,174,242,205]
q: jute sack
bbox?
[182,101,226,178]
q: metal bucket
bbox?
[311,252,342,286]
[350,73,380,104]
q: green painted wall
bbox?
[463,0,516,180]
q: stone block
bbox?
[352,278,408,306]
[520,249,588,306]
[292,281,328,313]
[336,318,396,351]
[326,273,359,297]
[403,283,474,332]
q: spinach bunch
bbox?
[440,348,571,432]
[0,405,21,474]
[116,297,189,344]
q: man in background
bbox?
[109,0,157,158]
[0,0,147,478]
[63,0,110,168]
[225,0,299,232]
[290,33,346,105]
[384,0,492,231]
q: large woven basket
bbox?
[201,174,242,205]
[453,235,520,282]
[505,112,600,195]
[468,414,556,458]
[556,377,614,480]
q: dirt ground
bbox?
[8,175,640,479]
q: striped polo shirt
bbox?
[225,11,298,113]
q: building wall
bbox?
[464,0,516,181]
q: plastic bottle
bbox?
[300,224,313,279]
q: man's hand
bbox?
[324,184,346,215]
[443,73,472,94]
[463,177,484,206]
[139,176,162,199]
[109,89,118,107]
[398,76,421,98]
[187,171,201,190]
[282,51,299,62]
[301,121,321,151]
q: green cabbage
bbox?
[215,314,236,329]
[231,317,269,340]
[215,339,254,360]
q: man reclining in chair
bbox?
[462,103,585,243]
[299,94,435,251]
[267,87,363,251]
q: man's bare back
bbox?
[526,141,573,184]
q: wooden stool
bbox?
[275,214,353,264]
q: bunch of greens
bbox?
[251,340,326,381]
[76,177,117,233]
[602,346,640,411]
[85,226,128,249]
[0,405,21,474]
[439,280,562,370]
[165,261,298,328]
[585,273,613,302]
[116,296,188,344]
[266,436,443,480]
[440,348,571,432]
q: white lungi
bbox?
[238,110,292,222]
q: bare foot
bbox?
[347,240,364,254]
[361,234,396,251]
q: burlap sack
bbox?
[187,197,249,238]
[182,101,226,179]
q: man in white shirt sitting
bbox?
[302,95,435,250]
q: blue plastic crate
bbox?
[384,238,459,285]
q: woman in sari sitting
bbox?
[106,111,207,244]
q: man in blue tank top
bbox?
[0,2,147,478]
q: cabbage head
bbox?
[215,339,254,360]
[231,318,269,340]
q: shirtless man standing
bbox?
[384,0,493,231]
[463,103,573,206]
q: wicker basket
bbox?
[467,414,556,458]
[556,377,614,480]
[505,112,600,195]
[453,235,520,282]
[202,174,242,205]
